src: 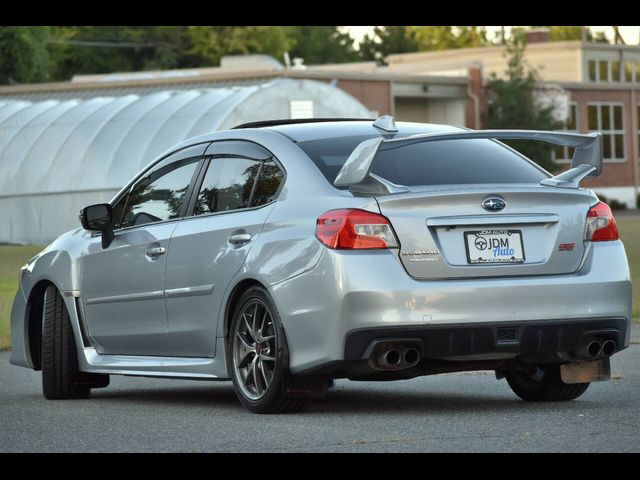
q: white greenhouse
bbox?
[0,78,372,244]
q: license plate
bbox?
[464,229,525,264]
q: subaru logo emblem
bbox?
[482,197,506,212]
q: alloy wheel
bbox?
[232,300,277,400]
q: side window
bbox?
[251,160,284,207]
[120,158,199,228]
[194,157,261,215]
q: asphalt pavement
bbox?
[1,339,639,452]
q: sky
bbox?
[345,26,640,46]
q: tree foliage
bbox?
[410,26,489,51]
[187,26,293,66]
[285,27,359,64]
[47,26,190,80]
[360,26,489,64]
[0,27,49,84]
[14,26,357,83]
[484,37,563,172]
[359,26,419,62]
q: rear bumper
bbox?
[270,241,632,374]
[344,317,628,362]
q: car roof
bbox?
[240,119,464,143]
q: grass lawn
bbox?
[0,215,638,351]
[616,216,640,319]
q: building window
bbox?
[588,60,597,82]
[611,61,621,82]
[554,102,578,163]
[587,59,640,83]
[625,62,633,82]
[588,103,625,161]
[598,60,609,82]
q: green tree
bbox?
[455,26,489,48]
[187,26,293,66]
[359,26,419,63]
[47,26,190,81]
[0,26,49,84]
[285,26,359,64]
[409,26,458,51]
[484,36,563,172]
[548,26,583,41]
[409,26,490,51]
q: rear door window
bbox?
[193,157,284,215]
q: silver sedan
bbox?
[10,117,632,413]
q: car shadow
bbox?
[91,381,240,408]
[89,379,596,415]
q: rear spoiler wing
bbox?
[334,127,603,195]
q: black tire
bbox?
[41,285,108,399]
[504,364,590,402]
[228,286,307,414]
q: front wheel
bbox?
[41,285,109,399]
[228,286,307,414]
[504,364,589,402]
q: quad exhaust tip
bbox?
[575,338,617,360]
[371,343,421,370]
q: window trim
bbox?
[110,145,209,233]
[587,101,626,163]
[109,142,211,219]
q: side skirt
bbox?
[75,337,230,379]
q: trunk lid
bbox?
[376,185,592,279]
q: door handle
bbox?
[145,247,166,257]
[228,233,252,245]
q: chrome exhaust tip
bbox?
[403,347,420,367]
[575,340,602,360]
[601,340,616,357]
[368,341,422,370]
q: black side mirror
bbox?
[79,204,114,249]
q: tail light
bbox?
[315,209,399,249]
[585,201,619,242]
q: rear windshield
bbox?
[297,135,548,187]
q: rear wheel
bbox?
[41,285,109,399]
[228,286,307,414]
[504,364,589,402]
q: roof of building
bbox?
[0,78,372,197]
